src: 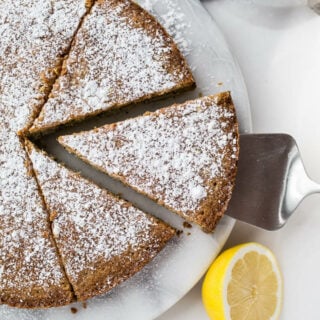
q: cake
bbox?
[0,0,238,311]
[29,0,195,135]
[0,129,73,308]
[25,140,175,301]
[0,0,90,134]
[59,92,239,233]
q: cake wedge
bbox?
[26,140,175,301]
[0,130,73,308]
[58,92,239,233]
[29,0,195,135]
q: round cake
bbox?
[0,0,238,309]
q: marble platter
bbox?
[0,0,251,319]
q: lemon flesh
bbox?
[202,242,282,320]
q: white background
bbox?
[158,1,320,319]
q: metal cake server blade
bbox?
[226,133,320,230]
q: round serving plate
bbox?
[0,0,251,319]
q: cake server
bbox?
[226,133,320,230]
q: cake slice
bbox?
[29,0,195,135]
[59,92,239,233]
[0,130,73,308]
[0,0,89,134]
[26,140,175,301]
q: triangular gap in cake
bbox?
[0,130,74,308]
[29,0,195,136]
[58,92,239,233]
[25,139,175,301]
[0,0,95,136]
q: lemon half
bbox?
[202,242,282,320]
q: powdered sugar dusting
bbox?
[59,95,238,222]
[27,142,174,292]
[0,129,69,294]
[31,0,194,133]
[0,0,87,132]
[138,0,192,56]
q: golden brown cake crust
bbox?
[29,0,195,135]
[0,285,73,309]
[59,92,239,233]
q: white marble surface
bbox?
[158,1,320,319]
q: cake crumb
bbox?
[82,301,87,309]
[176,230,183,237]
[183,221,192,229]
[71,307,78,314]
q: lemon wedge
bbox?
[202,242,282,320]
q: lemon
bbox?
[202,242,282,320]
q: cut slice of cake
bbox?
[25,140,175,301]
[59,92,239,233]
[0,0,89,134]
[29,0,195,135]
[0,130,73,308]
